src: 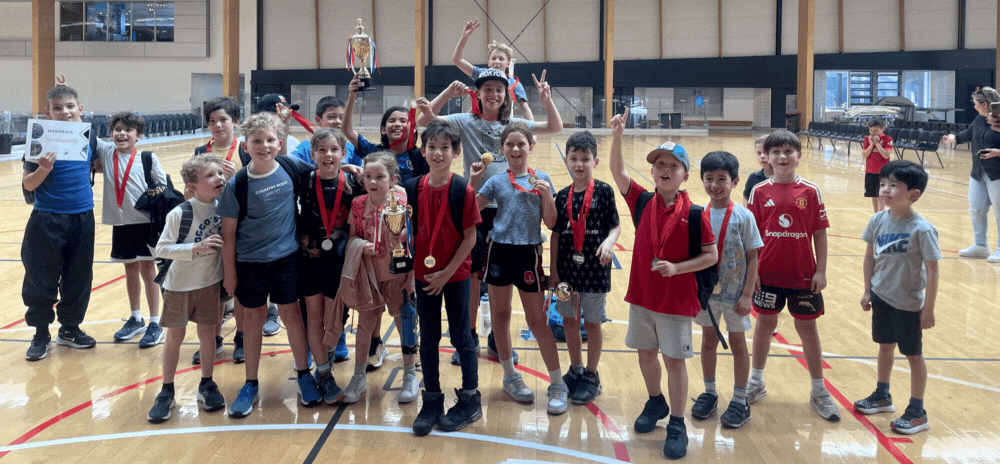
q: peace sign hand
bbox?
[532,71,551,103]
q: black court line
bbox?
[303,402,349,464]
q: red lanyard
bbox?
[113,148,138,208]
[649,190,691,261]
[207,138,239,162]
[316,171,346,238]
[508,168,541,196]
[466,88,498,122]
[290,109,317,134]
[567,178,595,254]
[388,106,417,150]
[420,174,452,267]
[714,201,734,268]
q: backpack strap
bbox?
[176,201,194,244]
[448,175,469,234]
[687,204,703,260]
[689,204,728,349]
[234,167,249,223]
[274,155,301,199]
[632,191,655,228]
[141,151,154,188]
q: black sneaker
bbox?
[413,391,445,436]
[854,391,895,415]
[562,368,582,397]
[571,369,602,405]
[720,398,751,429]
[634,394,669,433]
[486,331,518,364]
[232,333,245,364]
[198,380,226,412]
[662,419,688,460]
[25,335,51,361]
[690,392,719,419]
[193,336,225,365]
[147,390,175,423]
[57,327,96,349]
[890,406,929,435]
[438,389,483,432]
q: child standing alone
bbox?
[863,117,894,212]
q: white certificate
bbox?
[25,119,91,162]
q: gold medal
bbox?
[424,255,436,268]
[713,282,722,294]
[528,174,539,185]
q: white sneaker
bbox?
[342,373,367,404]
[503,373,535,403]
[810,390,841,422]
[988,248,1000,263]
[746,379,767,404]
[547,383,569,415]
[398,371,420,403]
[959,244,990,259]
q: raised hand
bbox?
[532,70,551,103]
[37,152,56,172]
[446,80,469,98]
[349,74,363,93]
[610,107,630,136]
[462,19,481,38]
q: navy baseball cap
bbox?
[475,68,509,89]
[256,94,299,114]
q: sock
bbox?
[404,363,417,375]
[131,310,142,321]
[908,397,924,412]
[572,365,585,375]
[316,361,332,375]
[501,358,517,378]
[199,377,213,387]
[876,381,891,396]
[733,386,747,401]
[35,326,49,338]
[354,362,366,376]
[704,377,717,394]
[668,415,685,426]
[162,382,175,393]
[149,316,160,325]
[811,378,826,395]
[247,379,259,388]
[297,369,311,379]
[750,368,765,382]
[548,369,564,387]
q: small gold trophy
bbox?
[349,19,376,92]
[555,282,575,302]
[382,196,413,274]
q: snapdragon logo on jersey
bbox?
[875,233,910,255]
[765,213,809,239]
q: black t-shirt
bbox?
[550,179,619,293]
[297,171,364,254]
[743,169,768,199]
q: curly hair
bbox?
[181,154,224,185]
[240,111,285,140]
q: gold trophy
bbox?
[381,196,413,274]
[349,19,376,92]
[555,282,582,322]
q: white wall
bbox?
[967,0,998,49]
[663,0,717,58]
[721,0,776,57]
[905,0,958,51]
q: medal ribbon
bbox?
[388,106,417,150]
[567,178,595,255]
[113,148,138,208]
[508,75,520,103]
[714,200,734,268]
[290,109,317,134]
[508,168,541,196]
[316,170,346,240]
[207,138,239,162]
[420,174,452,269]
[466,88,498,122]
[649,190,692,261]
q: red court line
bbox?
[0,349,292,460]
[1,275,128,331]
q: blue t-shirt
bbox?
[25,138,108,214]
[472,65,527,102]
[707,204,764,305]
[478,169,554,245]
[289,139,362,167]
[217,158,311,262]
[355,133,424,184]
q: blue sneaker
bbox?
[315,372,344,404]
[334,332,350,363]
[229,383,259,418]
[138,322,165,348]
[298,374,321,407]
[114,316,145,341]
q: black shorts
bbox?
[110,223,154,262]
[298,251,346,298]
[870,293,922,356]
[234,252,299,308]
[752,285,824,320]
[471,207,498,275]
[483,240,546,293]
[864,173,880,197]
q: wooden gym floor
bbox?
[0,128,998,463]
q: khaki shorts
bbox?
[161,282,223,328]
[554,292,608,324]
[624,304,694,359]
[694,299,753,332]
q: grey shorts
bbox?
[624,304,694,359]
[694,299,752,332]
[554,291,607,324]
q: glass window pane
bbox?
[84,2,108,41]
[60,2,84,41]
[108,2,131,42]
[153,2,173,42]
[131,2,155,42]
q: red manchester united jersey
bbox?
[747,177,829,289]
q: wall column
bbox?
[223,0,240,101]
[604,0,615,126]
[796,0,814,129]
[32,0,55,116]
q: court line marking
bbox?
[0,274,126,330]
[0,425,630,464]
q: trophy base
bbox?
[390,255,413,274]
[356,77,375,92]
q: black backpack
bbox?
[403,174,470,240]
[134,151,186,248]
[153,201,194,285]
[232,155,301,224]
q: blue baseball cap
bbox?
[646,142,689,171]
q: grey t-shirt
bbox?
[98,145,167,225]
[478,169,555,245]
[708,204,764,305]
[862,210,941,311]
[443,113,537,196]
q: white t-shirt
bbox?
[154,198,224,292]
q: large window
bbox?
[60,2,174,42]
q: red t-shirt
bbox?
[623,180,715,317]
[413,181,482,283]
[747,177,830,290]
[863,134,893,174]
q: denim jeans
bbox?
[416,278,478,393]
[968,176,1000,249]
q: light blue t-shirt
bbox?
[217,159,310,262]
[707,203,764,305]
[289,139,361,167]
[478,169,554,245]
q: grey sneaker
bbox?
[959,244,990,258]
[342,373,367,404]
[366,340,387,372]
[746,379,767,404]
[502,373,534,403]
[398,371,420,404]
[546,383,569,415]
[810,390,841,422]
[25,335,51,361]
[262,305,281,336]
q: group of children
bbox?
[21,27,940,460]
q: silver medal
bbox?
[321,238,333,251]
